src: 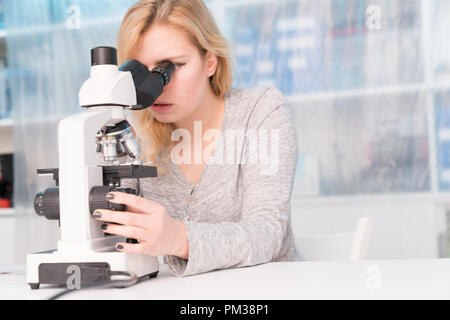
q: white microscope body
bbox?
[27,47,173,289]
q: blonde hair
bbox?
[117,0,233,166]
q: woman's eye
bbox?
[174,63,185,68]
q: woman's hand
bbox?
[92,191,189,259]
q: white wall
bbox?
[291,194,448,259]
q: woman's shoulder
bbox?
[226,86,287,106]
[225,86,290,128]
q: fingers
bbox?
[107,191,162,214]
[93,209,148,229]
[115,242,148,255]
[102,223,146,241]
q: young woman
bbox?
[92,0,300,277]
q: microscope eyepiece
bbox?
[119,59,175,110]
[151,61,175,86]
[83,46,174,110]
[91,46,118,66]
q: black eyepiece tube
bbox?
[151,61,175,86]
[119,59,175,110]
[91,46,118,66]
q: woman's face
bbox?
[132,23,217,124]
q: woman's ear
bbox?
[205,51,218,78]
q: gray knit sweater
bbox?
[121,86,300,277]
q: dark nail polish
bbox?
[106,193,115,200]
[92,211,102,218]
[117,245,124,250]
[101,224,108,230]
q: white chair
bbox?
[295,217,373,261]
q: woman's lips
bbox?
[151,103,173,111]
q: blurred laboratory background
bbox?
[0,0,450,264]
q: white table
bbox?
[1,259,450,300]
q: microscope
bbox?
[27,46,174,290]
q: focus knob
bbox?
[34,188,60,220]
[89,186,137,214]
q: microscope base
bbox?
[27,249,159,290]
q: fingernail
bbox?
[101,224,108,230]
[106,193,115,200]
[117,245,124,250]
[93,211,102,218]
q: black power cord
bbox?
[47,267,138,300]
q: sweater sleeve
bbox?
[165,87,299,276]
